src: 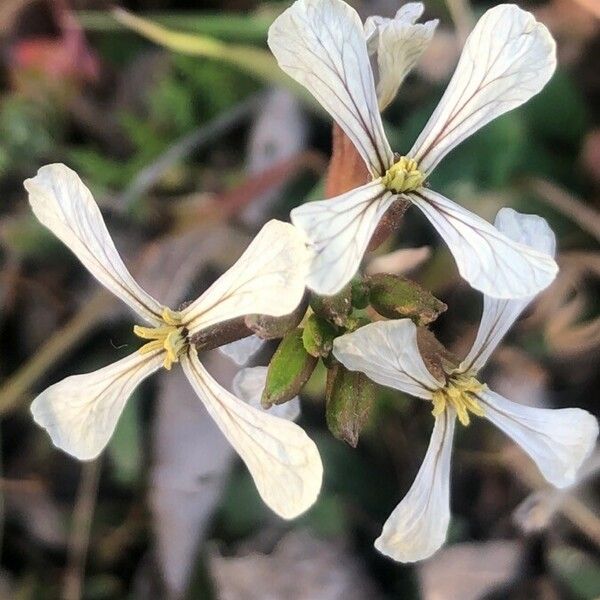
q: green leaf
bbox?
[112,9,318,110]
[80,10,273,44]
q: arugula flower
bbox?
[332,209,597,561]
[24,163,322,519]
[269,0,558,298]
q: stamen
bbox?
[431,374,486,426]
[134,308,188,369]
[382,156,425,194]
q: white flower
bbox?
[332,208,598,561]
[24,163,322,520]
[269,0,558,298]
[364,2,438,111]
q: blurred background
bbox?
[0,0,599,598]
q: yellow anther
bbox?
[134,308,187,370]
[382,156,425,193]
[133,324,173,340]
[431,374,486,426]
[162,307,182,326]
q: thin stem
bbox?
[0,291,112,416]
[62,459,102,600]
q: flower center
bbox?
[431,373,486,426]
[382,156,425,193]
[134,307,188,370]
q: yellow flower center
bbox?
[431,374,487,426]
[134,307,188,370]
[382,156,425,193]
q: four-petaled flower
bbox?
[24,163,323,520]
[333,208,598,561]
[269,0,559,297]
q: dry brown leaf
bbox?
[209,530,382,600]
[325,123,370,198]
[150,353,237,597]
[528,252,600,361]
[418,541,522,600]
[243,88,308,226]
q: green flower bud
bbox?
[302,313,338,358]
[350,278,370,309]
[309,283,352,327]
[367,273,446,325]
[262,328,317,408]
[326,364,376,447]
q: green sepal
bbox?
[343,313,371,333]
[325,364,377,447]
[367,273,446,325]
[302,313,338,358]
[350,278,369,309]
[245,297,306,339]
[262,328,317,408]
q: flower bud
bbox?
[302,313,338,358]
[367,273,446,325]
[350,278,370,309]
[326,364,376,447]
[245,297,307,339]
[310,284,352,327]
[262,328,317,408]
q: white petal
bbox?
[365,5,437,111]
[480,389,598,488]
[291,180,394,295]
[461,209,557,372]
[182,350,322,518]
[31,350,163,461]
[408,5,556,174]
[182,220,309,334]
[375,409,455,562]
[233,366,301,421]
[24,164,163,325]
[409,188,558,299]
[219,335,265,366]
[332,320,441,399]
[268,0,394,176]
[494,207,557,258]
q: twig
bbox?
[0,291,112,416]
[525,177,600,242]
[63,459,102,600]
[115,92,264,211]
